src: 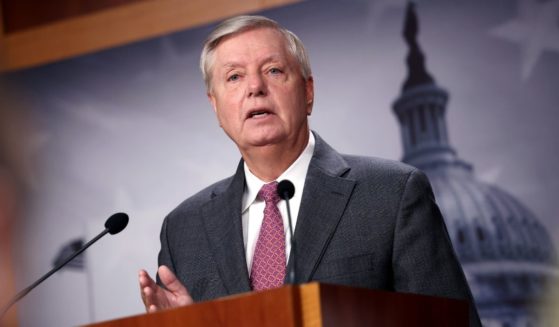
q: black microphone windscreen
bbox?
[277,180,295,200]
[105,212,129,235]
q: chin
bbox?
[244,127,285,143]
[244,133,286,148]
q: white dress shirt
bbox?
[241,132,315,273]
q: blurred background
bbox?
[0,0,557,326]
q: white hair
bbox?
[200,15,312,92]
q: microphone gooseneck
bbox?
[277,180,296,285]
[0,212,130,318]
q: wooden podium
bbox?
[86,283,468,327]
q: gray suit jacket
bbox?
[158,133,481,326]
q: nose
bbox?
[247,73,267,97]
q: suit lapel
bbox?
[200,134,354,291]
[201,161,251,295]
[289,133,356,282]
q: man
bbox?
[139,15,481,326]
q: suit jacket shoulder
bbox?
[166,173,236,223]
[302,133,480,326]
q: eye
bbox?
[227,73,240,82]
[269,67,283,75]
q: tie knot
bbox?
[258,181,280,205]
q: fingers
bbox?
[138,269,160,312]
[138,266,194,313]
[139,269,156,289]
[157,266,184,294]
[158,266,194,306]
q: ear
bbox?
[305,76,314,115]
[207,91,223,127]
[207,91,217,113]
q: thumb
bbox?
[158,265,187,295]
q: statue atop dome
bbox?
[402,2,435,91]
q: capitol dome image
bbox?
[392,4,558,326]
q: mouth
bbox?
[246,109,273,119]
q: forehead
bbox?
[213,27,291,64]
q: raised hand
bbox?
[138,265,193,313]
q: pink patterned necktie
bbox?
[250,181,286,291]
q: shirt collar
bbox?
[242,132,315,212]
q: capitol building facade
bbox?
[392,4,558,326]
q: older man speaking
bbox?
[138,15,481,326]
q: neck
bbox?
[242,129,310,182]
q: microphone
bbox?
[0,212,129,318]
[105,212,129,234]
[277,180,296,285]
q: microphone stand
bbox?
[277,180,297,285]
[284,197,296,285]
[0,212,128,318]
[0,228,110,318]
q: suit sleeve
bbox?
[392,169,482,327]
[156,215,176,287]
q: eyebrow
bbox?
[220,54,285,70]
